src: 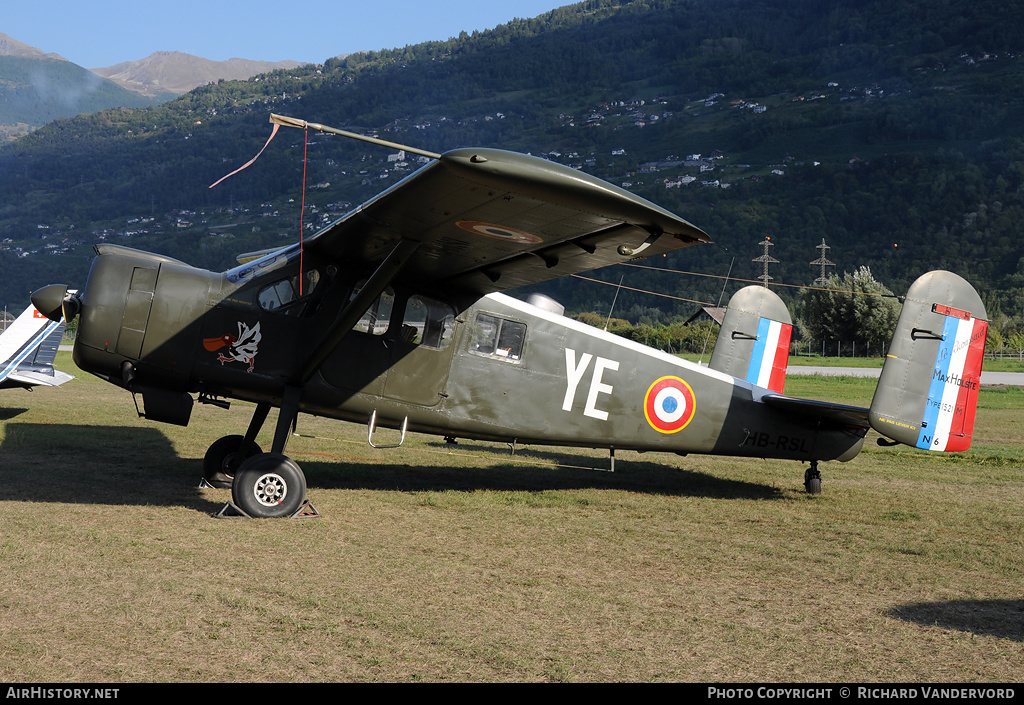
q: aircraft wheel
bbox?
[232,453,307,519]
[203,435,262,489]
[804,465,822,495]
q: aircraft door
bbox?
[320,289,457,406]
[320,287,396,397]
[382,294,457,406]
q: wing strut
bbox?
[293,238,422,386]
[265,238,420,457]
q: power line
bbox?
[570,274,716,306]
[619,262,902,299]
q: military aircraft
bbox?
[0,301,72,390]
[31,114,988,517]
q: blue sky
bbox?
[5,0,568,68]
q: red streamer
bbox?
[208,123,280,189]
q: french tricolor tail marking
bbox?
[916,313,987,452]
[745,317,792,394]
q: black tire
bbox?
[231,453,307,519]
[804,467,822,495]
[203,435,262,489]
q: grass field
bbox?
[0,353,1021,682]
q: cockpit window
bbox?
[400,295,455,349]
[258,270,321,313]
[351,285,395,336]
[469,313,526,361]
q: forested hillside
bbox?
[1,0,1023,334]
[0,56,158,139]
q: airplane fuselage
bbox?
[29,125,986,517]
[72,243,866,465]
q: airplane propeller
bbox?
[31,284,80,322]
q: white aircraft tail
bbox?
[0,302,74,389]
[709,285,793,393]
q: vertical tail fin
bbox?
[869,271,987,452]
[709,285,793,393]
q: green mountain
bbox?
[1,0,1023,329]
[0,55,159,140]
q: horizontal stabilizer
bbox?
[709,285,793,393]
[869,271,987,452]
[761,393,870,429]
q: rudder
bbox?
[709,285,793,393]
[869,271,988,452]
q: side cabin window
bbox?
[400,295,455,349]
[258,270,321,315]
[469,313,527,362]
[351,285,395,336]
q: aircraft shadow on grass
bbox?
[292,440,782,500]
[0,422,782,512]
[887,600,1024,642]
[0,423,222,513]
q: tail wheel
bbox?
[804,463,822,495]
[203,435,262,489]
[232,453,307,519]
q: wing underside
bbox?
[304,147,709,294]
[0,307,72,389]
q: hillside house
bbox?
[665,175,696,188]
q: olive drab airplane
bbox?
[31,114,989,518]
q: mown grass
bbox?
[0,353,1021,682]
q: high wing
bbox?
[303,147,709,294]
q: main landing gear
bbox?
[202,435,263,489]
[206,396,315,519]
[804,460,822,495]
[230,452,308,518]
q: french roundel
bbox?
[644,376,696,434]
[456,220,543,244]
